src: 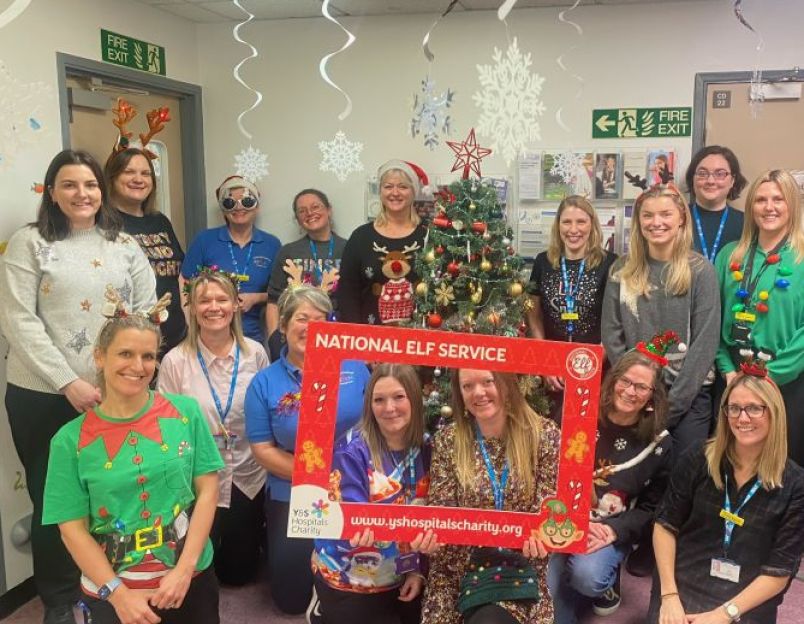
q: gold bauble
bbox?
[509,282,523,297]
[440,405,454,418]
[424,250,436,263]
[480,259,492,272]
[415,282,428,296]
[470,290,482,304]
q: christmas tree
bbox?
[411,175,550,428]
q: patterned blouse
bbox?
[421,419,560,624]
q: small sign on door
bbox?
[713,90,731,109]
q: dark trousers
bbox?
[314,575,421,624]
[464,604,519,624]
[5,384,80,607]
[266,498,314,614]
[83,567,219,624]
[210,485,265,586]
[781,375,804,467]
[669,387,713,458]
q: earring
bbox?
[645,402,654,412]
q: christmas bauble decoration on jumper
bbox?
[447,261,461,277]
[416,282,428,296]
[480,259,492,272]
[428,313,443,328]
[509,282,523,297]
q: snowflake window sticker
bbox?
[473,37,546,166]
[549,151,585,185]
[234,146,269,183]
[318,130,364,182]
[410,77,454,150]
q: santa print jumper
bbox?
[118,210,186,353]
[592,420,672,545]
[337,223,426,325]
[600,255,721,427]
[0,225,156,393]
[527,250,618,343]
[311,430,430,594]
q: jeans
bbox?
[547,543,629,624]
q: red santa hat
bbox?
[377,159,433,197]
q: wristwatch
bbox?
[722,601,741,622]
[98,577,123,601]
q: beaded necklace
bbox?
[729,236,792,322]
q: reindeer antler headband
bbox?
[182,265,242,306]
[110,97,171,160]
[101,285,172,325]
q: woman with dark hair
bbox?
[0,149,156,623]
[420,369,560,624]
[265,188,346,360]
[548,348,673,622]
[338,160,428,325]
[106,147,186,353]
[311,364,429,623]
[42,297,223,624]
[714,169,804,465]
[652,371,804,624]
[526,194,617,420]
[684,145,747,263]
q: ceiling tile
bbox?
[154,2,230,22]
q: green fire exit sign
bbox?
[592,107,692,138]
[101,29,166,76]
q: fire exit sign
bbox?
[101,29,166,76]
[592,107,692,139]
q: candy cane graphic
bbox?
[576,386,590,418]
[312,382,329,413]
[568,479,583,511]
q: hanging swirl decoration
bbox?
[231,0,263,140]
[497,0,518,21]
[319,0,357,121]
[0,0,32,30]
[555,0,584,133]
[733,0,765,115]
[422,0,460,63]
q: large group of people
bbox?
[0,142,801,624]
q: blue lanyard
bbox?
[560,256,585,337]
[692,205,729,263]
[390,448,418,503]
[722,473,761,553]
[197,343,240,425]
[308,237,335,285]
[228,240,254,280]
[476,428,509,511]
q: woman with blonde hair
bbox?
[420,369,560,624]
[652,370,804,624]
[527,195,617,419]
[158,268,269,585]
[338,160,429,325]
[713,169,804,465]
[601,184,720,455]
[311,364,429,623]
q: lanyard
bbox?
[692,205,729,263]
[197,343,240,427]
[308,237,335,285]
[739,236,788,306]
[228,240,254,281]
[560,256,585,338]
[390,449,417,503]
[722,473,761,553]
[476,428,509,511]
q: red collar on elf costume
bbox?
[635,330,685,366]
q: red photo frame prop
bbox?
[289,322,603,552]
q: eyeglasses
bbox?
[221,195,258,211]
[296,204,326,217]
[722,403,767,419]
[694,168,731,181]
[615,377,654,395]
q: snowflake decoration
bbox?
[549,151,585,185]
[410,77,454,150]
[233,145,269,182]
[614,438,627,451]
[473,37,546,166]
[318,130,364,182]
[0,62,51,170]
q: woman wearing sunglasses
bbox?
[182,175,281,343]
[652,370,804,624]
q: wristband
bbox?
[660,592,679,600]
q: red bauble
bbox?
[767,254,781,265]
[433,215,451,228]
[729,261,741,271]
[428,313,443,328]
[756,302,769,313]
[507,246,515,255]
[447,261,461,277]
[471,221,487,234]
[435,245,445,255]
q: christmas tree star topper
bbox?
[447,128,492,179]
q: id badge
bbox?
[214,433,238,451]
[395,552,419,575]
[236,274,250,283]
[730,323,752,346]
[710,558,740,583]
[561,312,579,321]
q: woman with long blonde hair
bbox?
[713,169,804,465]
[601,184,720,455]
[419,369,560,624]
[652,371,804,624]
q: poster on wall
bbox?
[518,150,542,200]
[594,153,621,200]
[646,149,675,185]
[622,151,647,200]
[543,152,595,200]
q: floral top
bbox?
[421,419,560,624]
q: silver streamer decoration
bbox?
[319,0,356,121]
[733,0,765,116]
[422,0,459,63]
[231,0,263,140]
[497,0,518,22]
[555,0,584,133]
[0,0,31,30]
